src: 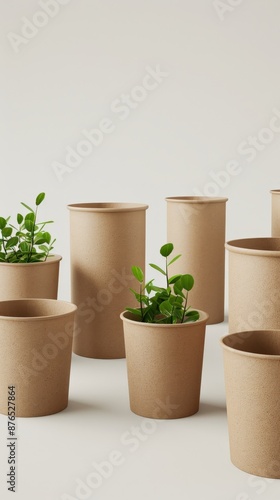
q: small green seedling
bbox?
[127,243,199,324]
[0,192,56,263]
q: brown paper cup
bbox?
[68,203,148,359]
[225,238,280,333]
[0,298,77,417]
[0,255,62,300]
[166,196,227,324]
[121,310,209,419]
[221,330,280,478]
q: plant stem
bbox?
[165,257,169,290]
[181,291,188,323]
[28,206,38,262]
[140,283,144,321]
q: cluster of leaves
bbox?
[127,243,199,324]
[0,193,56,263]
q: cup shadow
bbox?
[198,401,227,416]
[65,399,103,414]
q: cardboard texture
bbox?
[0,299,77,417]
[221,330,280,478]
[271,189,280,236]
[166,196,227,324]
[225,238,280,332]
[121,310,209,419]
[0,255,62,300]
[68,203,148,359]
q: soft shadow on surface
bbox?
[198,402,227,416]
[65,400,104,414]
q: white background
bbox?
[1,1,280,499]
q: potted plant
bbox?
[0,192,61,300]
[120,243,209,419]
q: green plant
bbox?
[127,243,199,324]
[0,192,56,263]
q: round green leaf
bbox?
[25,212,35,222]
[19,241,29,253]
[0,217,7,230]
[2,227,13,238]
[160,243,174,257]
[181,274,194,291]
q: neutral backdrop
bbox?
[1,1,280,499]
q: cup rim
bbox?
[220,330,280,359]
[225,237,280,256]
[165,196,228,204]
[0,298,77,321]
[120,309,209,327]
[0,254,62,267]
[67,202,149,213]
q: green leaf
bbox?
[183,310,200,323]
[21,202,34,213]
[160,243,174,257]
[43,232,51,244]
[150,284,166,293]
[143,279,154,293]
[17,213,23,224]
[39,244,49,253]
[36,192,45,206]
[29,253,45,262]
[174,280,184,297]
[6,237,19,249]
[168,274,182,284]
[159,300,173,317]
[25,212,35,222]
[143,304,157,322]
[0,217,7,230]
[131,266,144,283]
[24,219,34,232]
[181,274,194,291]
[2,227,13,238]
[34,232,50,245]
[149,263,166,276]
[167,254,181,266]
[0,253,6,262]
[126,307,142,317]
[129,288,149,305]
[171,295,183,307]
[19,241,30,253]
